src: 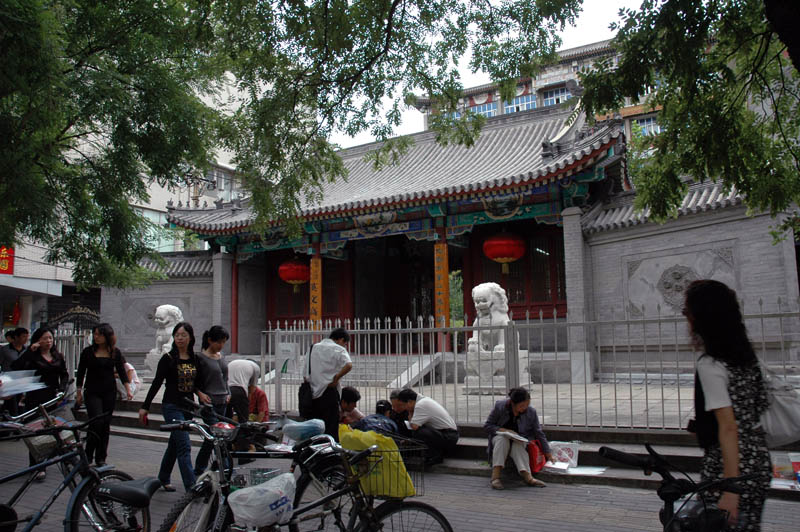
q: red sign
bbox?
[0,246,13,275]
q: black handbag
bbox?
[298,347,314,419]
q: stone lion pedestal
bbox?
[144,304,184,373]
[462,282,529,395]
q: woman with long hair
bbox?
[138,322,210,491]
[12,326,69,479]
[685,280,771,531]
[193,325,230,476]
[75,323,131,466]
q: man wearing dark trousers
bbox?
[396,388,459,466]
[303,328,352,441]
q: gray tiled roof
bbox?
[167,108,623,233]
[582,181,743,234]
[141,253,213,278]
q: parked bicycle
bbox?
[156,413,452,532]
[156,413,339,532]
[0,397,160,531]
[599,444,757,532]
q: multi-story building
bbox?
[0,162,239,334]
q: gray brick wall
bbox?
[100,279,213,364]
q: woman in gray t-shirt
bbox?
[193,325,230,476]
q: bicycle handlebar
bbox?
[599,446,654,470]
[2,392,67,423]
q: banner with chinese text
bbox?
[0,246,13,275]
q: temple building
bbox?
[101,40,799,363]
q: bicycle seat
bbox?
[96,477,161,508]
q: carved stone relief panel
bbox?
[625,246,735,317]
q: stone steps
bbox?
[94,408,800,502]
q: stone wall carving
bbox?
[625,245,736,318]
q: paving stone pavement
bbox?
[0,435,796,532]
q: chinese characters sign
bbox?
[309,255,322,326]
[0,246,13,275]
[433,242,449,327]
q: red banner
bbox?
[0,246,13,275]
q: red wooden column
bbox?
[231,255,239,352]
[309,243,322,334]
[433,225,451,352]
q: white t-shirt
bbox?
[124,362,141,385]
[303,339,352,399]
[696,355,732,411]
[410,396,457,431]
[227,359,260,389]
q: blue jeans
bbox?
[158,403,196,490]
[193,402,227,475]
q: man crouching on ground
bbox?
[396,388,458,466]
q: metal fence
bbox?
[258,301,800,430]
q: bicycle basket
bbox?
[23,405,76,461]
[349,431,426,499]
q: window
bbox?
[504,94,537,114]
[543,87,571,107]
[469,102,497,118]
[137,208,174,252]
[635,116,662,136]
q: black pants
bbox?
[311,387,340,441]
[84,390,116,463]
[228,386,249,423]
[415,426,459,464]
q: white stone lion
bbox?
[467,282,510,354]
[145,304,184,372]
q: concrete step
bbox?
[100,423,800,502]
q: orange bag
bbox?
[527,440,546,473]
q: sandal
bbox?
[161,483,177,492]
[523,476,546,487]
[490,478,504,490]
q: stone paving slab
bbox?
[1,435,797,532]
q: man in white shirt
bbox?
[396,388,459,466]
[303,328,353,440]
[227,359,260,423]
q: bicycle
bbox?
[251,434,452,532]
[599,444,757,532]
[0,399,160,531]
[156,415,342,532]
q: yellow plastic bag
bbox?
[339,425,415,498]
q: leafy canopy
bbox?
[1,0,580,288]
[4,0,798,289]
[579,0,800,229]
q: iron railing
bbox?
[254,300,798,430]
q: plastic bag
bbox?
[228,472,296,527]
[340,425,415,498]
[548,441,580,468]
[282,419,325,442]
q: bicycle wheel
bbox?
[361,500,453,532]
[66,470,150,532]
[290,456,350,532]
[156,481,219,532]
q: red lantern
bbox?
[483,233,525,274]
[278,258,310,293]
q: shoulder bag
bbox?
[298,347,314,419]
[759,361,800,448]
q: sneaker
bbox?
[95,461,106,467]
[34,471,46,482]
